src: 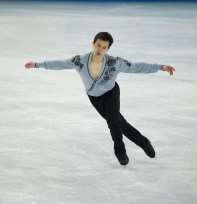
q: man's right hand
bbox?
[25,62,36,69]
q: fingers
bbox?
[169,66,175,75]
[167,67,173,75]
[164,65,175,76]
[170,68,173,75]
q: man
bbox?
[25,32,175,165]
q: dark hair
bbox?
[93,32,113,49]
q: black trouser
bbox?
[88,82,149,155]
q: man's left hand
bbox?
[162,65,176,75]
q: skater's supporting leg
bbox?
[88,83,126,154]
[104,87,126,155]
[88,83,129,165]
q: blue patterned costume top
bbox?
[36,52,163,97]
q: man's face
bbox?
[92,39,109,58]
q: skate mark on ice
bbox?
[0,147,32,153]
[134,184,180,204]
[89,137,112,157]
[96,164,130,204]
[97,185,110,204]
[0,197,6,204]
[0,153,59,203]
[95,176,120,204]
[13,192,66,204]
[0,27,49,53]
[72,143,124,204]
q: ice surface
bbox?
[0,1,197,204]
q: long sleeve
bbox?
[36,55,84,70]
[117,57,163,74]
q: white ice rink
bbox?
[0,1,197,204]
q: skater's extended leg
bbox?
[118,114,155,158]
[118,114,148,147]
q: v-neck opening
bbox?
[88,52,106,81]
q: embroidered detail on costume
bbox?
[116,57,131,67]
[123,59,131,67]
[106,57,117,67]
[98,56,117,85]
[71,55,84,70]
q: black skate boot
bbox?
[115,152,129,165]
[142,142,155,158]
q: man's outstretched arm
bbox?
[116,57,176,76]
[24,58,78,70]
